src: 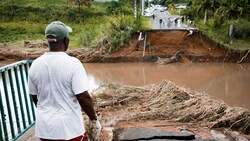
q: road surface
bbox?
[152,9,195,30]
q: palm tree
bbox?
[216,0,250,44]
[194,0,220,25]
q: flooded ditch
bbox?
[85,62,250,109]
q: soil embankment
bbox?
[94,30,228,62]
[79,30,249,63]
[0,30,249,64]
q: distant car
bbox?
[176,5,187,9]
[144,12,153,17]
[159,7,165,12]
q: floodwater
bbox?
[84,62,250,109]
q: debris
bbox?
[23,40,47,48]
[156,50,183,64]
[93,81,250,134]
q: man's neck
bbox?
[49,45,66,52]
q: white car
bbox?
[176,5,186,9]
[159,7,166,12]
[160,8,165,12]
[144,12,153,17]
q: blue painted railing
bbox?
[0,60,35,141]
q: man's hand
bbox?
[89,119,102,141]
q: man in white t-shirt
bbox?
[28,21,102,141]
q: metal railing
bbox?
[0,60,35,141]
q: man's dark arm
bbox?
[31,95,38,107]
[76,91,97,120]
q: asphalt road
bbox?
[152,9,187,30]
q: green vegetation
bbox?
[137,17,152,30]
[149,0,250,51]
[180,0,250,50]
[1,0,249,52]
[0,0,141,52]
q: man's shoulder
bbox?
[67,55,81,63]
[31,54,45,65]
[60,55,83,69]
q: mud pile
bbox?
[92,80,250,136]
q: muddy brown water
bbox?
[84,62,250,109]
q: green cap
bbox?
[45,21,72,42]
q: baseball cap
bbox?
[45,21,72,42]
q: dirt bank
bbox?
[0,30,249,64]
[89,30,250,63]
[106,30,225,62]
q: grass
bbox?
[0,0,137,50]
[196,19,250,51]
[229,38,250,51]
[0,21,45,43]
[139,17,152,30]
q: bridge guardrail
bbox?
[0,60,35,141]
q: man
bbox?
[152,14,155,20]
[28,21,102,141]
[159,19,163,28]
[174,18,178,27]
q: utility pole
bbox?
[134,0,137,19]
[141,0,145,16]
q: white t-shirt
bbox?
[28,52,89,140]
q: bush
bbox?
[109,16,134,53]
[235,19,250,39]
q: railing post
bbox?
[14,67,27,129]
[0,118,3,140]
[19,65,32,125]
[8,69,21,134]
[24,63,36,120]
[0,91,8,141]
[1,71,15,138]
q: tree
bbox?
[166,0,174,5]
[159,0,166,6]
[151,0,160,5]
[194,0,220,25]
[216,0,250,44]
[168,3,175,11]
[107,1,122,15]
[67,0,92,9]
[107,0,134,15]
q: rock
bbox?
[225,130,249,141]
[210,130,229,141]
[113,127,195,140]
